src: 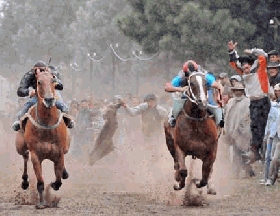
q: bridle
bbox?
[182,71,206,106]
[182,71,208,121]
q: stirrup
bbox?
[168,118,176,127]
[12,121,20,131]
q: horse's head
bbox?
[35,70,57,108]
[187,72,207,109]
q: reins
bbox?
[25,104,64,130]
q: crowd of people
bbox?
[3,40,280,187]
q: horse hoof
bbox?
[62,170,69,179]
[36,204,47,209]
[173,184,183,191]
[21,181,29,190]
[196,181,207,189]
[51,182,62,191]
[207,188,217,195]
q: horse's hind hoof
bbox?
[21,180,29,190]
[36,204,47,209]
[173,184,183,191]
[207,187,217,195]
[62,169,69,179]
[51,181,62,191]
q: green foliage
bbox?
[200,0,280,50]
[118,0,254,65]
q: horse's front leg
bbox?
[51,154,64,191]
[30,151,45,209]
[173,143,187,191]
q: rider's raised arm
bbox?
[17,71,35,97]
[123,102,148,116]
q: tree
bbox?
[117,0,254,67]
[200,0,280,51]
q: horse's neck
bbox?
[35,102,59,125]
[183,101,206,118]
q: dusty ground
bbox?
[1,125,280,216]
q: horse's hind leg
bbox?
[207,166,217,195]
[196,158,214,189]
[164,124,177,169]
[15,132,30,190]
[21,150,30,190]
[51,155,64,191]
[30,151,45,209]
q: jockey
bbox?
[164,60,224,127]
[12,61,75,131]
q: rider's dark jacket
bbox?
[17,67,63,97]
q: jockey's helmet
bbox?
[183,60,198,73]
[33,61,47,68]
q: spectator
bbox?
[228,41,271,164]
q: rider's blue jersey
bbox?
[171,70,217,105]
[171,71,216,88]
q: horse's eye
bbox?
[37,81,42,85]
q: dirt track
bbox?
[1,128,280,216]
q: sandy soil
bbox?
[1,124,280,216]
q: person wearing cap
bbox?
[267,61,280,88]
[119,93,168,141]
[262,83,280,186]
[218,72,230,87]
[228,41,271,165]
[229,75,242,87]
[223,82,254,178]
[164,60,224,127]
[11,61,74,131]
[267,50,280,63]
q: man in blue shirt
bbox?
[164,60,223,127]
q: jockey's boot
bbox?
[243,145,262,165]
[168,115,176,127]
[67,119,75,129]
[12,120,20,131]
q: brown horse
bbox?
[15,70,71,209]
[164,71,218,193]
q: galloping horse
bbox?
[164,71,218,193]
[15,69,71,209]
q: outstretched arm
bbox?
[164,82,187,92]
[122,102,148,116]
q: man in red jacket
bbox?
[228,41,271,165]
